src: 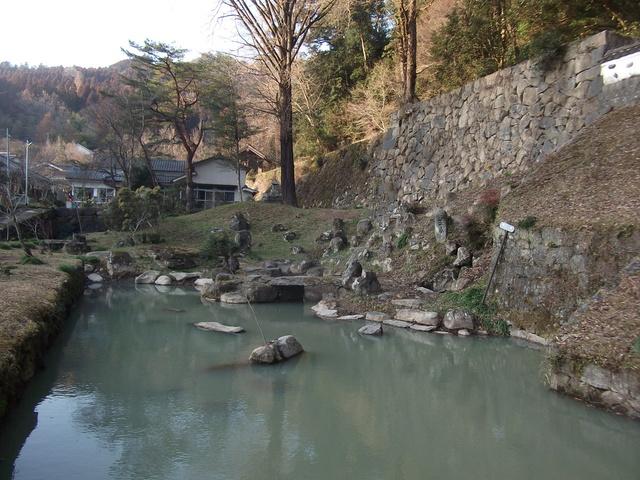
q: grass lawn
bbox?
[89,202,368,262]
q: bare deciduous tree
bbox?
[222,0,334,206]
[395,0,418,103]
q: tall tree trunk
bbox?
[403,0,417,103]
[235,123,243,202]
[279,78,297,207]
[186,151,195,212]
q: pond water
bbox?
[1,284,639,480]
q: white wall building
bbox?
[173,156,255,209]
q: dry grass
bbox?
[555,262,640,372]
[0,248,82,415]
[499,105,640,231]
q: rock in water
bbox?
[136,270,160,284]
[155,275,173,286]
[194,322,245,334]
[250,344,278,364]
[275,335,304,359]
[87,273,103,283]
[359,323,383,336]
[249,335,304,364]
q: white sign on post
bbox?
[499,222,515,233]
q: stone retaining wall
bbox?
[364,31,639,206]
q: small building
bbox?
[148,158,187,186]
[47,164,123,207]
[173,155,255,209]
[240,144,277,173]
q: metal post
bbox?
[482,231,509,305]
[25,140,31,205]
[6,129,10,240]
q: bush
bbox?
[477,189,500,222]
[104,186,163,232]
[59,264,78,275]
[76,255,100,265]
[0,243,11,250]
[20,255,45,265]
[439,285,509,336]
[396,233,409,249]
[201,232,237,261]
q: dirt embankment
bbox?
[0,250,83,419]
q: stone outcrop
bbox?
[230,213,249,231]
[106,251,138,279]
[194,322,245,334]
[135,270,160,284]
[359,323,383,336]
[395,309,440,326]
[249,335,304,364]
[443,310,475,331]
[352,271,381,295]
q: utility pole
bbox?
[5,128,9,184]
[25,140,32,205]
[5,129,10,240]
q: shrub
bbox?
[517,216,538,230]
[59,264,78,275]
[104,186,163,232]
[201,232,238,262]
[76,255,100,265]
[20,255,45,265]
[396,233,409,249]
[477,189,500,222]
[0,243,11,250]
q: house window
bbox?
[215,191,235,203]
[193,188,235,209]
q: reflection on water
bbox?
[1,284,639,480]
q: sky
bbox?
[0,0,238,68]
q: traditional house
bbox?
[240,144,277,173]
[46,163,123,207]
[173,155,256,209]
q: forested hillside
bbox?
[0,0,638,168]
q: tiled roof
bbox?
[150,158,185,173]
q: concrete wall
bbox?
[364,31,640,206]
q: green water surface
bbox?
[1,284,639,480]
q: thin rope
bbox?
[244,294,268,345]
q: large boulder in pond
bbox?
[250,344,278,364]
[359,323,383,336]
[275,335,304,359]
[136,270,160,284]
[249,335,304,364]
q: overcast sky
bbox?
[0,0,237,67]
